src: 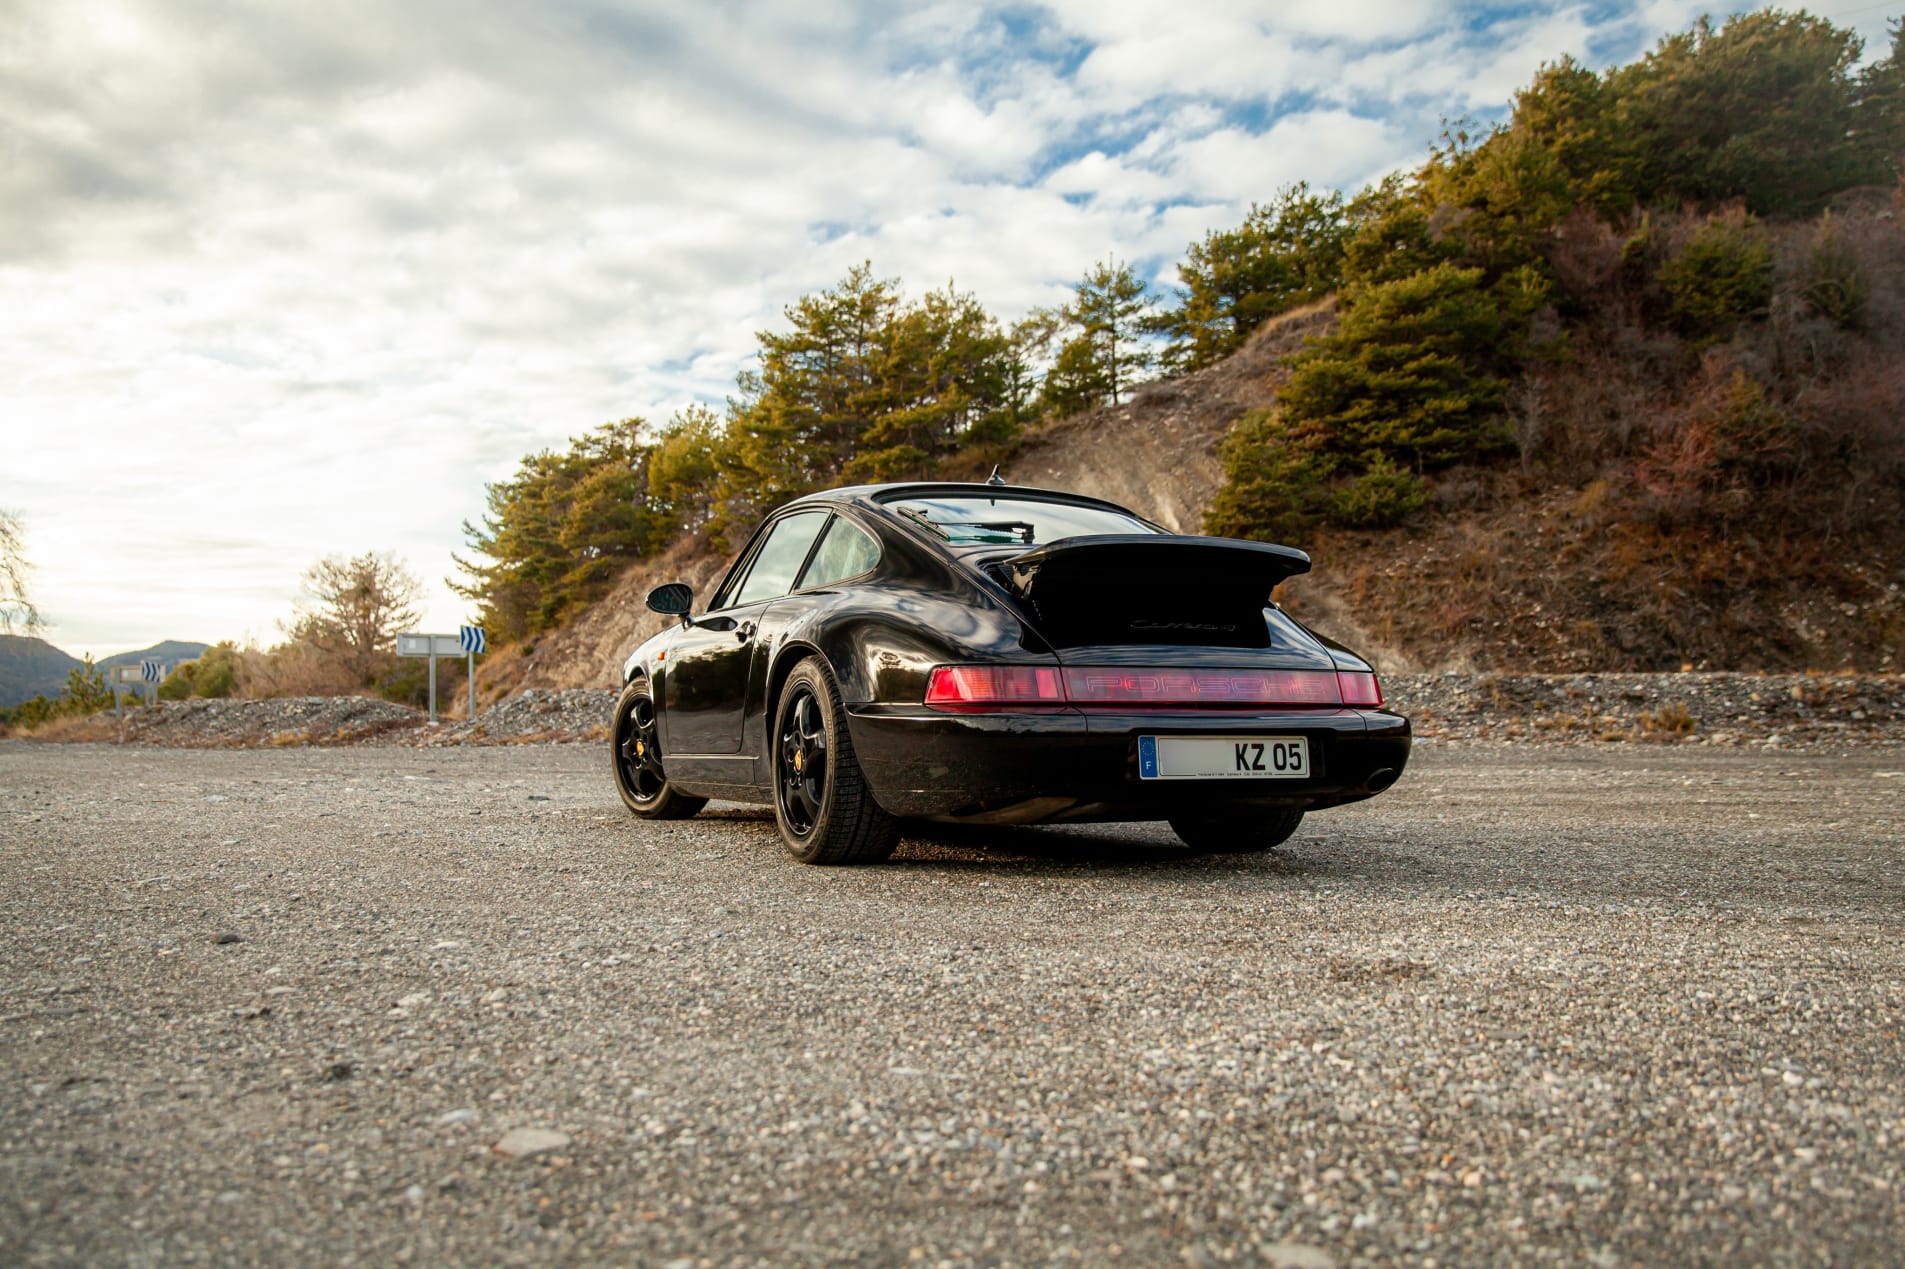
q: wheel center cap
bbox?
[635,740,645,757]
[793,750,804,773]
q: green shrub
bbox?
[156,642,239,700]
[1705,367,1798,479]
[191,643,239,698]
[1330,455,1429,528]
[1799,214,1868,329]
[377,659,433,708]
[2,695,56,728]
[1278,263,1520,468]
[1204,410,1338,542]
[1659,216,1773,340]
[157,662,196,700]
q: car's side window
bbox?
[730,511,829,608]
[797,516,880,590]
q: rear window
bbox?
[886,495,1156,546]
[799,516,881,588]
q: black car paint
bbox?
[621,483,1410,822]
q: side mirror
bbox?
[646,583,694,622]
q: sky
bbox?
[3,0,1898,657]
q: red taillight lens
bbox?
[1063,668,1341,705]
[924,665,1066,708]
[1336,671,1382,707]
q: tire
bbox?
[610,678,707,820]
[772,657,899,864]
[1169,807,1304,853]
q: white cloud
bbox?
[1163,112,1408,204]
[1,0,1737,655]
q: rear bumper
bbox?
[848,704,1410,821]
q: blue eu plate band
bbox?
[1138,735,1159,779]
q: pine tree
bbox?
[1158,184,1349,370]
[1042,258,1155,415]
[453,420,670,639]
[59,655,113,717]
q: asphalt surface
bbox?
[2,739,1902,1267]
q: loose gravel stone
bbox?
[493,1128,571,1159]
[2,739,1902,1265]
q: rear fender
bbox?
[762,602,1047,799]
[772,597,1037,711]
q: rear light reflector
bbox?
[924,665,1065,707]
[925,665,1357,709]
[1336,671,1382,707]
[1062,668,1340,705]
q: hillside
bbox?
[489,267,1900,696]
[0,635,80,707]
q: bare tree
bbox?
[287,552,423,687]
[1,510,41,635]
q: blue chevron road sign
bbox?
[141,660,162,683]
[459,626,486,655]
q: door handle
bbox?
[735,620,756,642]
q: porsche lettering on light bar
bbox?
[925,665,1384,709]
[1065,668,1341,705]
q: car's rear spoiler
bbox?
[993,534,1312,649]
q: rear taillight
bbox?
[924,665,1066,708]
[1062,668,1340,706]
[924,665,1365,709]
[1336,671,1382,707]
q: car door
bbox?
[664,509,830,758]
[735,512,886,783]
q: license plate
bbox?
[1138,735,1310,780]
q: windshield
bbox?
[886,495,1157,546]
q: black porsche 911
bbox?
[610,480,1409,864]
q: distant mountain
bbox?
[0,637,210,707]
[0,635,82,707]
[95,641,211,674]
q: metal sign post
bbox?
[110,663,142,716]
[399,631,484,723]
[459,626,486,722]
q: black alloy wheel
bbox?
[610,678,706,820]
[772,658,899,864]
[777,688,827,837]
[1168,807,1304,853]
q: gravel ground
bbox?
[23,672,1905,751]
[1391,672,1905,748]
[2,740,1902,1266]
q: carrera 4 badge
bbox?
[1129,619,1237,633]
